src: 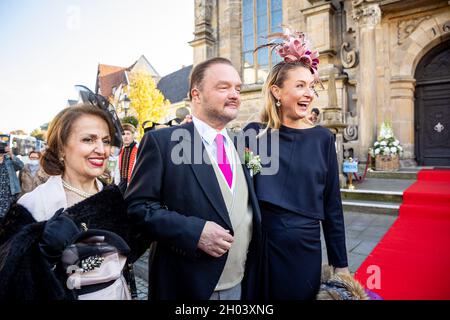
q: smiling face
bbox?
[191,63,242,129]
[62,114,111,182]
[271,66,315,125]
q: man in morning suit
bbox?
[125,57,261,300]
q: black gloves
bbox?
[39,209,81,263]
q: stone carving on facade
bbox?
[444,21,450,33]
[195,0,213,26]
[341,1,359,70]
[191,0,215,53]
[321,72,347,130]
[352,0,380,7]
[340,41,359,69]
[352,3,381,27]
[344,124,358,141]
[397,16,431,45]
[431,19,450,37]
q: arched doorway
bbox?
[414,40,450,166]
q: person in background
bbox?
[309,107,320,124]
[19,150,49,196]
[114,123,138,190]
[0,142,24,220]
[101,146,119,185]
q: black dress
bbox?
[243,123,348,300]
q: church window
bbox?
[242,0,282,84]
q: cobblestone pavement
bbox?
[133,210,397,300]
[321,211,397,274]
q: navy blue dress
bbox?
[243,123,348,300]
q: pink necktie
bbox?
[215,134,233,188]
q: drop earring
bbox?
[276,99,281,108]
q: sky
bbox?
[0,0,194,134]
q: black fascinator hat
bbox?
[75,85,124,148]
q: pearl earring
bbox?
[276,100,281,108]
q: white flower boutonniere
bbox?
[244,148,262,177]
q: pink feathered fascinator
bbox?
[255,27,321,83]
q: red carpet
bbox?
[355,169,450,300]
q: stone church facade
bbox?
[190,0,450,166]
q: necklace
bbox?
[62,179,97,199]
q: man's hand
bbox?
[198,221,234,258]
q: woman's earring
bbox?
[276,99,281,108]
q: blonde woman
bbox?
[244,31,349,300]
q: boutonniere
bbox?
[244,148,262,177]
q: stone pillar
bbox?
[282,0,305,31]
[353,2,381,162]
[301,1,337,72]
[390,76,416,163]
[302,1,349,186]
[322,72,348,187]
[217,0,242,72]
[190,0,216,65]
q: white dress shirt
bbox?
[192,116,236,192]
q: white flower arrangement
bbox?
[244,148,262,177]
[369,121,403,157]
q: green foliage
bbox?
[121,115,139,128]
[129,72,170,139]
[30,128,45,141]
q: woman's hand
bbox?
[334,266,351,275]
[39,210,80,262]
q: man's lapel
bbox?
[179,123,232,230]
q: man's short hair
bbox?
[311,108,320,115]
[189,57,233,100]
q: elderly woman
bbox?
[0,104,148,300]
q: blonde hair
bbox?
[260,61,313,132]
